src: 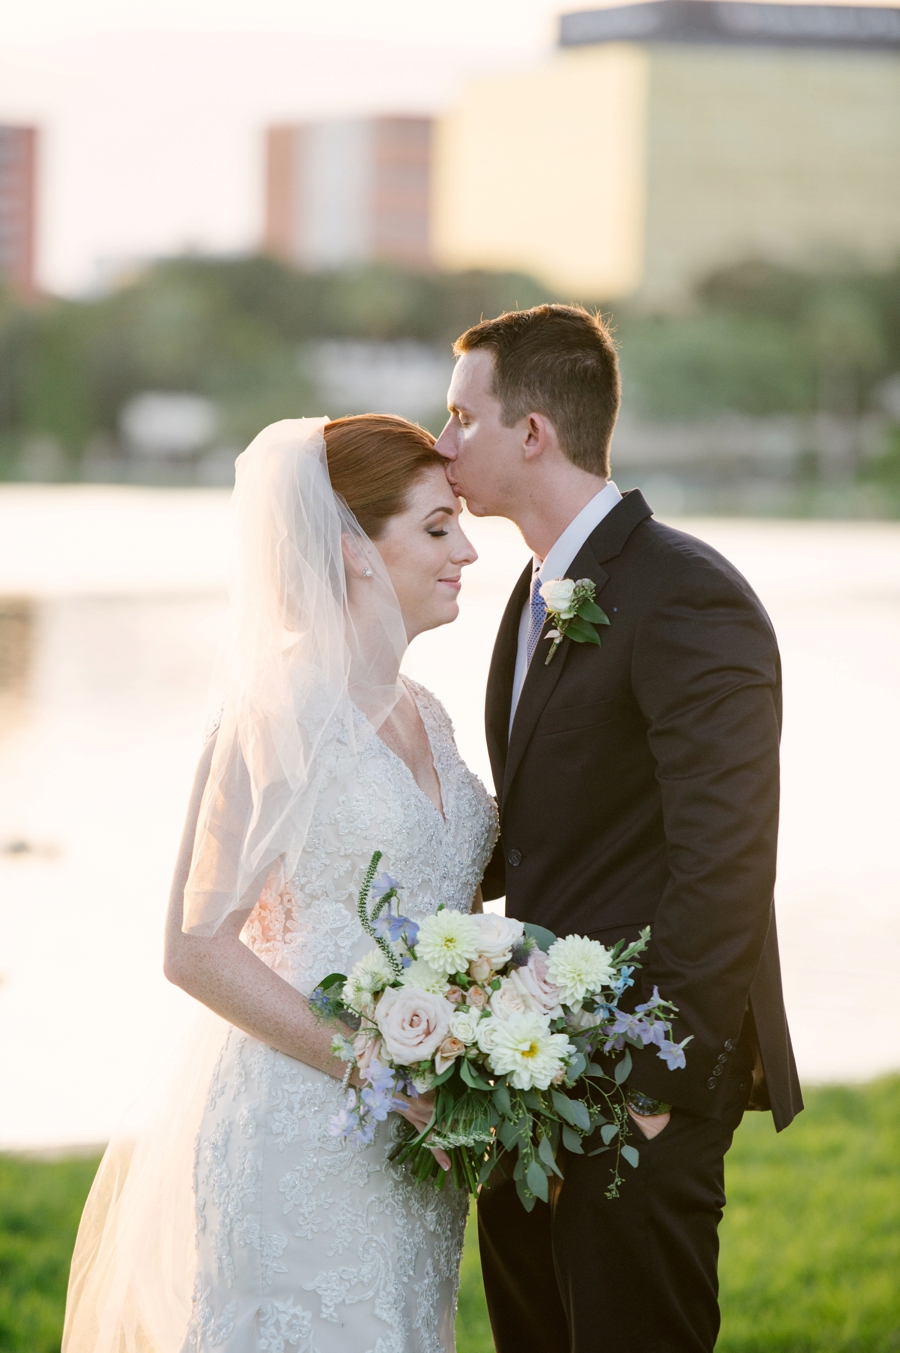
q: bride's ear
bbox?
[341,534,374,580]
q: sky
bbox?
[0,0,565,293]
[1,0,896,294]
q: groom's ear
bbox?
[522,412,556,462]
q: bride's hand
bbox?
[395,1093,451,1172]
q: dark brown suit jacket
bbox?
[482,489,802,1129]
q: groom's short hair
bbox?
[453,304,620,478]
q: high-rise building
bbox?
[433,1,900,307]
[265,117,432,270]
[0,126,37,296]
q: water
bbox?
[1,486,898,1148]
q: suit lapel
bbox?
[485,560,531,798]
[501,489,654,800]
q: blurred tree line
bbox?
[0,259,552,476]
[1,253,899,500]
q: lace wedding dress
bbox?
[183,679,498,1353]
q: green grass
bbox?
[2,1080,898,1351]
[0,1153,101,1353]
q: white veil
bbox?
[184,416,407,935]
[63,417,409,1351]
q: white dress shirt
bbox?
[509,481,623,732]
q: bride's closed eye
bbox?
[427,527,449,538]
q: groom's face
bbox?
[435,349,525,518]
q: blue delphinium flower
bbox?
[656,1036,691,1071]
[611,964,635,998]
[370,872,400,902]
[360,1058,406,1122]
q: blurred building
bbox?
[0,125,37,296]
[433,1,900,306]
[264,117,432,270]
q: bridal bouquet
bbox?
[312,853,690,1210]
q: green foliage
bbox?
[0,258,554,475]
[0,1152,101,1353]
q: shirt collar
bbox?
[534,481,623,583]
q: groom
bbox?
[434,304,802,1353]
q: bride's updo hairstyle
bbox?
[323,414,446,539]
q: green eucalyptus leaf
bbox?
[499,1120,519,1152]
[460,1059,492,1092]
[601,1123,619,1145]
[526,1161,550,1202]
[537,1134,564,1178]
[523,921,558,953]
[493,1083,512,1118]
[614,1048,633,1084]
[515,1178,537,1212]
[567,1052,587,1080]
[561,1124,584,1153]
[587,1145,611,1157]
[621,1144,640,1169]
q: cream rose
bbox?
[489,976,533,1021]
[509,951,564,1020]
[374,985,453,1065]
[466,986,489,1010]
[539,577,578,618]
[449,1008,481,1045]
[475,1015,504,1056]
[469,913,525,969]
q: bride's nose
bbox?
[451,531,478,567]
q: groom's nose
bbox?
[434,417,458,460]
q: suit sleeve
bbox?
[626,557,781,1116]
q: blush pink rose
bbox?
[466,986,489,1010]
[509,951,564,1019]
[352,1031,384,1076]
[374,985,454,1065]
[435,1036,466,1075]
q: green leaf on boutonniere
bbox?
[566,616,603,645]
[578,599,610,625]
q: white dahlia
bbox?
[400,958,450,996]
[546,935,615,1006]
[415,909,481,976]
[485,1012,574,1091]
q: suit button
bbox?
[713,1064,724,1076]
[707,1078,717,1090]
[717,1054,728,1063]
[724,1039,735,1052]
[508,849,522,867]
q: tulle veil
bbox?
[63,418,408,1352]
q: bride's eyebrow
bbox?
[422,506,454,523]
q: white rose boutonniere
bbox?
[539,576,610,664]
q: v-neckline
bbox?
[376,679,447,825]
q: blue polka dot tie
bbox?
[526,573,548,665]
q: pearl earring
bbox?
[362,566,373,578]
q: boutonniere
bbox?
[540,577,610,664]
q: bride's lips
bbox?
[439,577,462,593]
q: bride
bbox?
[63,415,499,1353]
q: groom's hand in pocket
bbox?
[627,1107,671,1140]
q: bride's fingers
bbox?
[430,1146,451,1172]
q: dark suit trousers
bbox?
[477,1053,752,1353]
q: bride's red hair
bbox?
[323,414,445,540]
